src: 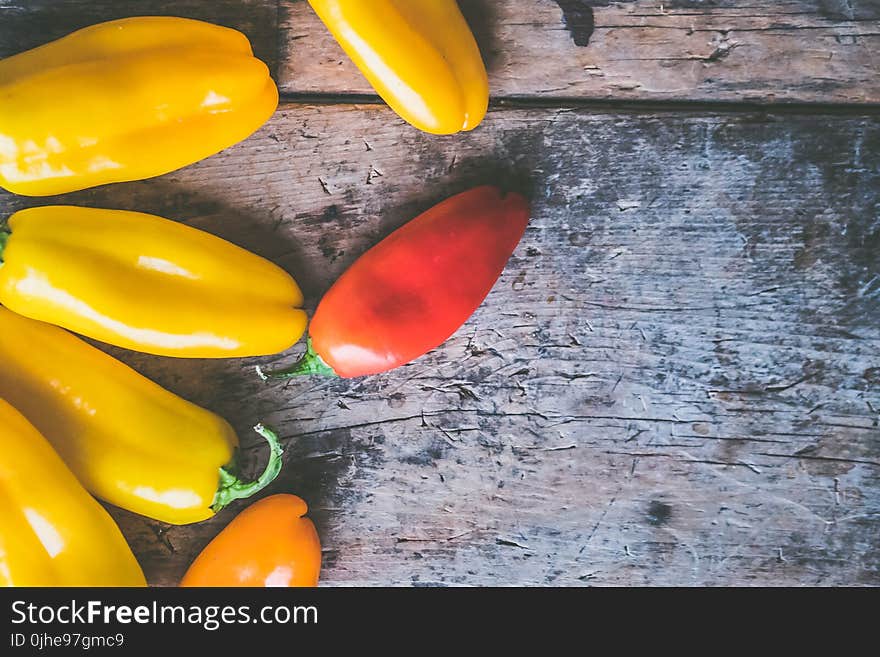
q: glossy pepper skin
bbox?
[308,0,488,135]
[0,308,284,525]
[260,186,529,379]
[0,399,146,587]
[181,494,321,587]
[0,206,306,358]
[0,17,278,196]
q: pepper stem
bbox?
[211,423,284,512]
[0,226,10,263]
[256,337,337,380]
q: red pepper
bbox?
[259,186,529,379]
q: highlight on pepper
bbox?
[259,185,530,380]
[0,16,279,196]
[181,494,322,587]
[308,0,489,135]
[0,205,307,359]
[0,307,285,526]
[0,399,147,586]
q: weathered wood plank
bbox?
[0,0,280,75]
[2,105,876,586]
[280,0,880,105]
[4,0,878,105]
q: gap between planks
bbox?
[279,92,880,117]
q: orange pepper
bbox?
[180,494,321,587]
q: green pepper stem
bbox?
[256,337,337,380]
[211,423,284,512]
[0,226,10,263]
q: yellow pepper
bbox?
[308,0,489,135]
[0,399,146,586]
[0,205,306,358]
[0,17,278,196]
[0,307,284,525]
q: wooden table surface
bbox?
[1,0,878,586]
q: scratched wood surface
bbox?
[0,1,878,586]
[281,0,880,105]
[2,1,880,104]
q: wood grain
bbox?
[2,104,876,585]
[279,0,880,105]
[3,1,878,105]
